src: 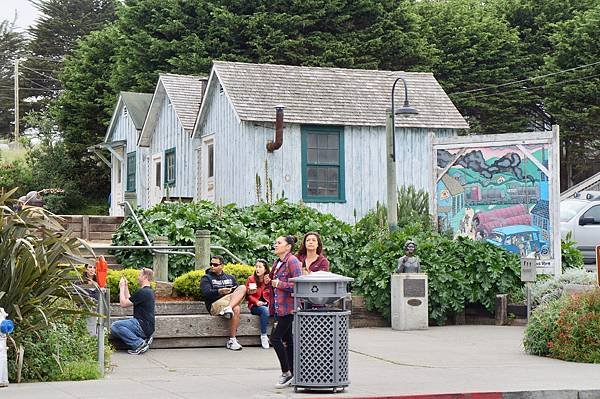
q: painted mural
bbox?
[436,144,552,259]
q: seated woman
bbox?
[245,259,272,349]
[74,263,99,300]
[296,232,330,274]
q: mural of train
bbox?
[465,183,539,206]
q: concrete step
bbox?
[108,302,268,348]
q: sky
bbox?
[1,0,40,32]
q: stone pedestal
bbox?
[391,273,428,330]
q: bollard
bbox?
[195,230,211,270]
[153,236,169,281]
[1,307,15,388]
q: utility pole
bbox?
[14,58,19,142]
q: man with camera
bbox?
[200,255,247,350]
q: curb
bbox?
[310,390,600,399]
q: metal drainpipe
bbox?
[266,106,285,152]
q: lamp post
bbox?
[386,76,418,231]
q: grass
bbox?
[0,141,28,163]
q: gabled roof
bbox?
[104,91,152,143]
[531,199,550,219]
[195,61,468,131]
[139,73,206,147]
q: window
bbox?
[207,143,214,178]
[126,151,136,192]
[301,126,345,202]
[164,148,176,187]
[582,205,600,223]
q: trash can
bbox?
[291,271,353,393]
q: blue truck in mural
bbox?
[485,225,549,257]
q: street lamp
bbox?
[386,76,418,231]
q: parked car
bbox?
[560,191,600,266]
[486,225,549,257]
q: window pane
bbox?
[307,148,318,163]
[317,134,329,149]
[327,134,339,149]
[308,133,318,148]
[208,144,214,178]
[318,149,338,164]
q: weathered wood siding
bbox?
[147,96,199,206]
[199,77,457,223]
[109,106,148,214]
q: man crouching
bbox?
[200,255,247,350]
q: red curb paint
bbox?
[309,392,503,399]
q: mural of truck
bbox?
[472,204,531,238]
[485,224,549,257]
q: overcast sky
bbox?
[1,0,40,32]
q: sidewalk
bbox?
[3,326,600,399]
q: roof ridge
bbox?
[159,72,207,79]
[213,60,433,76]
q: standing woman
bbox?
[296,232,330,274]
[266,235,302,388]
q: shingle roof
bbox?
[441,174,465,195]
[121,92,152,130]
[160,73,206,131]
[212,61,468,129]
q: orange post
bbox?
[596,245,600,287]
[96,256,108,288]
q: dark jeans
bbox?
[271,314,294,373]
[250,305,269,335]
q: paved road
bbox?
[3,326,600,399]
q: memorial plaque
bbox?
[403,279,425,297]
[521,258,537,282]
[407,299,422,306]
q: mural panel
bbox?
[435,143,552,260]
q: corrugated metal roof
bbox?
[213,61,469,129]
[441,174,465,195]
[159,73,206,131]
[120,91,153,130]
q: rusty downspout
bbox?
[266,106,284,152]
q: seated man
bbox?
[200,255,247,351]
[110,268,155,355]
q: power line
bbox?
[450,60,600,96]
[20,65,62,83]
[467,73,600,100]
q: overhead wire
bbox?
[450,60,600,96]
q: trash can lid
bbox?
[290,270,353,283]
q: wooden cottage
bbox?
[103,91,152,216]
[192,61,468,222]
[137,73,206,208]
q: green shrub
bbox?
[112,199,352,279]
[561,232,584,270]
[8,312,108,382]
[173,263,254,300]
[107,268,156,302]
[523,297,565,356]
[529,268,597,307]
[550,289,600,363]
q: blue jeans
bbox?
[250,305,270,335]
[110,318,146,349]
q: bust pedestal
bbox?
[391,273,428,330]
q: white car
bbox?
[560,191,600,267]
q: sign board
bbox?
[521,258,537,282]
[597,245,600,287]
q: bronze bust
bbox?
[396,240,421,273]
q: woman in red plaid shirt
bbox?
[266,235,302,388]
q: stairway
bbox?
[59,215,124,269]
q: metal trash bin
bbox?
[291,271,353,393]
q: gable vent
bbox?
[219,84,224,95]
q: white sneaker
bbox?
[222,306,233,319]
[275,372,293,388]
[226,337,242,351]
[260,334,269,349]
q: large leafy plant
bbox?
[0,188,91,331]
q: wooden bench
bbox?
[109,301,271,348]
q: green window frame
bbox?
[164,147,176,187]
[126,151,136,192]
[301,125,345,203]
